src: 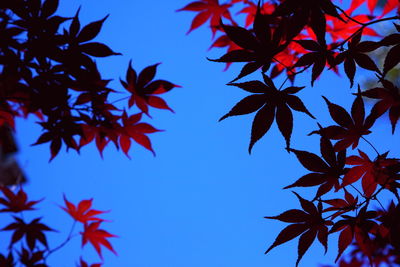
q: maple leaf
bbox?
[381,0,399,16]
[270,46,299,80]
[61,195,107,223]
[120,62,179,116]
[177,0,234,36]
[0,186,41,213]
[342,150,376,197]
[330,206,379,262]
[273,0,343,45]
[322,190,358,219]
[377,201,400,250]
[285,137,347,198]
[219,74,314,152]
[209,34,241,70]
[315,92,376,152]
[2,217,54,250]
[326,13,379,42]
[352,0,400,16]
[342,150,398,197]
[334,30,381,87]
[348,0,379,14]
[34,114,82,161]
[209,5,288,82]
[64,9,120,64]
[79,117,120,158]
[265,192,332,266]
[293,39,335,85]
[119,112,160,157]
[81,221,117,259]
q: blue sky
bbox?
[2,0,399,266]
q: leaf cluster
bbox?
[180,0,400,265]
[0,0,178,160]
[0,186,116,266]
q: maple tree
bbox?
[179,0,400,266]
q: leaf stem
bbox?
[373,195,386,211]
[272,57,296,75]
[278,76,290,90]
[111,96,130,105]
[361,136,380,156]
[332,16,400,51]
[45,221,77,260]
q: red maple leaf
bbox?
[209,34,241,70]
[350,0,400,16]
[119,112,160,157]
[348,0,379,14]
[0,186,41,213]
[236,1,275,28]
[326,13,379,42]
[120,62,179,116]
[342,150,398,197]
[382,0,399,16]
[323,190,358,219]
[79,118,120,158]
[81,221,117,259]
[61,195,107,223]
[177,0,234,36]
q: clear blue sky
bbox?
[3,0,399,266]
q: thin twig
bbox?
[272,57,296,75]
[45,221,77,259]
[111,96,130,105]
[331,16,400,51]
[334,5,365,26]
[373,195,386,211]
[361,136,380,156]
[278,76,290,90]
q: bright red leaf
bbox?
[177,0,234,36]
[81,221,117,259]
[120,62,179,116]
[61,195,107,223]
